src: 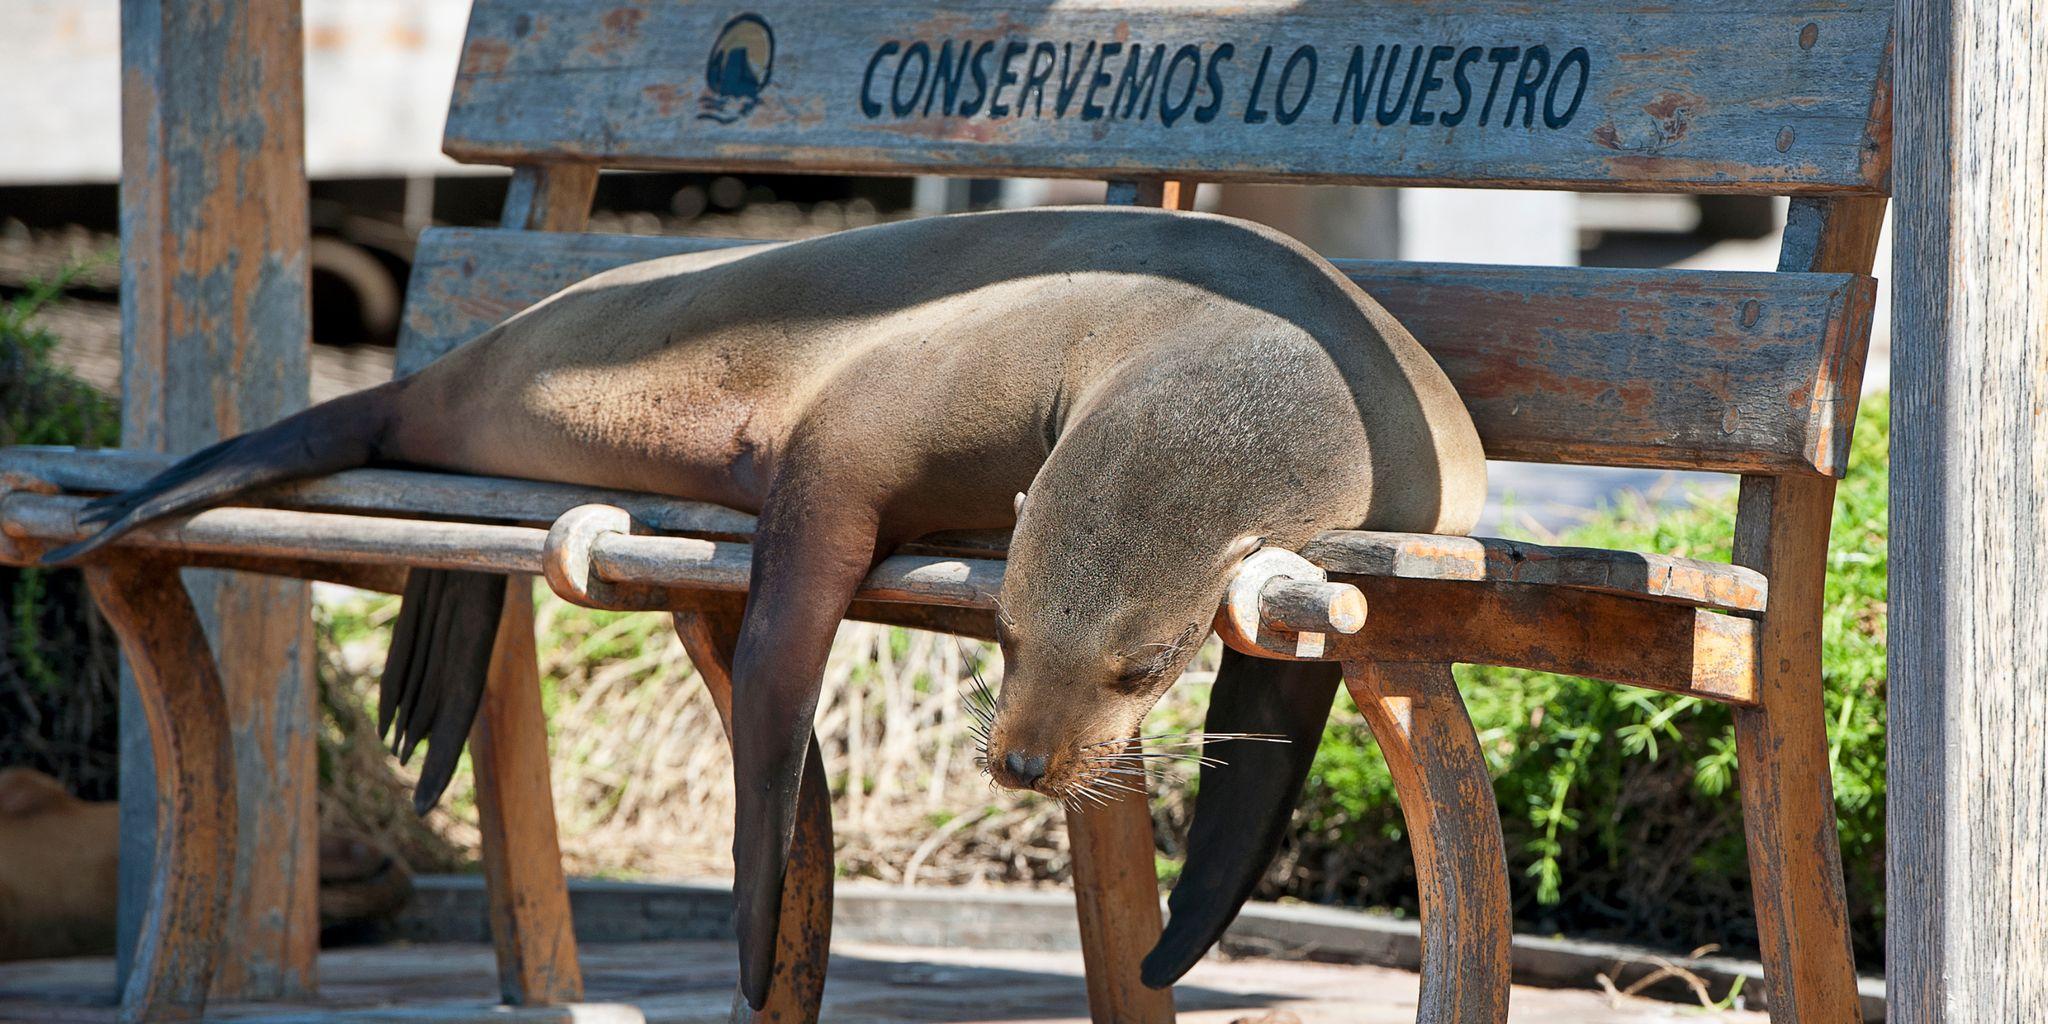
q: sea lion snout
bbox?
[999,750,1050,788]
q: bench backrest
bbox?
[403,0,1894,479]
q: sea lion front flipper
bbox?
[1143,650,1340,987]
[727,487,881,1010]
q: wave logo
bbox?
[699,13,776,123]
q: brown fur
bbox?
[0,768,119,961]
[61,206,1484,1003]
[385,205,1484,778]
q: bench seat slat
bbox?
[446,0,1892,195]
[398,227,1874,476]
[1,448,1763,613]
[0,478,1758,705]
[1301,530,1765,613]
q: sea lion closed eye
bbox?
[47,205,1486,1006]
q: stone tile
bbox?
[0,939,1765,1024]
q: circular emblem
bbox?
[699,13,775,123]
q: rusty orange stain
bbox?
[463,39,513,76]
[604,7,646,36]
[642,84,685,118]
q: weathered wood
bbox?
[117,0,317,1000]
[1890,0,2048,1013]
[0,447,763,541]
[1066,738,1176,1024]
[0,449,1780,614]
[84,557,236,1024]
[1325,577,1760,706]
[499,164,600,231]
[1303,530,1768,613]
[1729,475,1861,1024]
[671,598,833,1023]
[1,491,1008,615]
[1260,577,1367,635]
[1722,195,1886,1024]
[0,447,997,558]
[464,162,600,1008]
[470,585,583,1005]
[2,492,1762,706]
[1216,547,1349,660]
[1106,178,1199,210]
[1343,661,1510,1023]
[443,0,1893,195]
[5,493,553,574]
[396,227,1877,475]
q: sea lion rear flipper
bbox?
[728,487,880,1010]
[41,383,400,566]
[380,567,509,814]
[1143,650,1340,987]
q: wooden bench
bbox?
[0,1,1892,1021]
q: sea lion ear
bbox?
[1013,491,1028,519]
[1223,533,1264,565]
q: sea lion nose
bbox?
[1003,751,1049,788]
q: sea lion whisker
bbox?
[1134,732,1293,749]
[1081,778,1149,798]
[1095,754,1225,770]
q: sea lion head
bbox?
[980,338,1372,800]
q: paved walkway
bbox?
[0,939,1760,1024]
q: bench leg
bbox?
[1735,682,1862,1022]
[472,578,583,1005]
[673,602,833,1024]
[1068,742,1175,1024]
[85,558,236,1024]
[1733,475,1861,1023]
[1343,661,1510,1024]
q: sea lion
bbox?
[49,205,1486,1005]
[0,768,120,961]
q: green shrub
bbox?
[0,269,123,800]
[1280,394,1888,966]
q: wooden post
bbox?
[116,0,316,1000]
[1053,177,1202,1024]
[1889,0,2048,1018]
[1342,661,1510,1023]
[460,163,600,1007]
[672,599,834,1023]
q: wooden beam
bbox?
[1890,0,2048,1016]
[441,0,1895,195]
[1303,530,1769,613]
[1723,195,1884,1024]
[394,227,1877,476]
[463,162,600,1007]
[85,557,236,1024]
[1325,576,1760,706]
[116,0,315,1000]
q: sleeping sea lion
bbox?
[48,205,1486,1005]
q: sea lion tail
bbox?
[34,380,492,815]
[1142,651,1339,988]
[40,381,404,566]
[382,567,508,814]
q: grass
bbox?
[0,266,122,801]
